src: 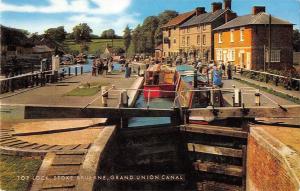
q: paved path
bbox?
[0,73,137,107]
[222,79,295,107]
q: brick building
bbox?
[179,0,236,62]
[213,6,293,70]
[162,11,196,58]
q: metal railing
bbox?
[0,65,84,94]
[235,68,300,91]
[81,85,278,110]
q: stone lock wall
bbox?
[247,127,300,191]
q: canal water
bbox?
[60,59,122,74]
[128,95,173,127]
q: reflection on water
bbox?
[128,95,173,127]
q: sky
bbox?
[1,0,299,36]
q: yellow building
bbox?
[161,11,196,58]
[179,0,236,62]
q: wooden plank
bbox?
[47,166,80,177]
[181,125,248,138]
[3,141,27,147]
[197,181,241,191]
[187,143,243,158]
[194,161,243,177]
[189,105,300,119]
[52,155,84,166]
[42,177,76,189]
[23,105,175,119]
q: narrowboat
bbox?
[144,65,177,99]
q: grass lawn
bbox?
[64,39,124,54]
[0,154,42,191]
[65,82,110,96]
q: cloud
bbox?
[0,0,131,15]
[0,0,139,35]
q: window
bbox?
[266,50,281,62]
[197,35,201,45]
[197,25,201,31]
[187,36,190,46]
[203,25,206,31]
[187,28,190,33]
[202,35,206,45]
[173,38,176,44]
[230,29,234,42]
[240,27,245,41]
[216,50,223,61]
[168,29,171,37]
[228,49,235,61]
[218,33,223,43]
[182,37,185,45]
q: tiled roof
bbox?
[214,12,293,30]
[162,11,195,28]
[180,9,227,28]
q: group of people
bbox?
[194,60,234,88]
[91,57,114,76]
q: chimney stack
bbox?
[196,7,206,16]
[212,2,223,12]
[252,6,266,15]
[224,0,232,10]
[225,12,237,22]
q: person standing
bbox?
[125,62,129,78]
[212,66,223,88]
[227,62,232,79]
[92,60,97,76]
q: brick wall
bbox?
[251,25,293,70]
[247,131,299,191]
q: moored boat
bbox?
[144,64,177,99]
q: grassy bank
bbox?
[234,78,300,104]
[64,39,124,54]
[0,154,42,191]
[65,82,110,96]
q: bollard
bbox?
[233,88,242,107]
[68,67,71,76]
[75,67,78,76]
[101,86,109,107]
[81,66,83,75]
[119,90,129,128]
[210,89,215,107]
[255,89,261,106]
[119,90,129,108]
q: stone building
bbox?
[213,6,293,70]
[161,10,196,58]
[179,0,236,62]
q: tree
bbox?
[130,10,178,55]
[155,10,178,46]
[101,29,116,39]
[123,25,131,52]
[72,23,93,42]
[45,26,66,42]
[293,29,300,52]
